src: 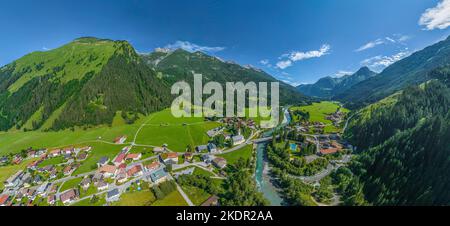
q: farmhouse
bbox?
[60,189,79,204]
[145,161,160,172]
[97,157,109,167]
[114,135,127,144]
[232,135,245,146]
[160,152,178,164]
[106,188,120,202]
[127,165,143,177]
[212,157,227,169]
[208,143,218,153]
[47,195,56,205]
[49,149,61,157]
[201,195,219,206]
[125,153,142,161]
[184,152,194,162]
[80,177,91,190]
[98,165,118,178]
[196,145,208,152]
[96,180,109,191]
[149,168,168,184]
[113,153,127,166]
[0,194,10,206]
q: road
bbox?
[291,155,353,184]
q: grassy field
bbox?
[112,190,156,206]
[59,177,82,192]
[218,145,254,165]
[290,101,349,133]
[0,108,220,155]
[0,158,37,189]
[73,142,126,175]
[151,190,188,206]
[38,156,66,168]
[181,185,211,206]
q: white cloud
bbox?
[276,44,331,69]
[356,39,385,52]
[276,60,292,69]
[259,59,269,65]
[164,41,225,53]
[333,70,353,78]
[361,51,410,71]
[419,0,450,30]
[288,44,331,61]
[42,47,50,51]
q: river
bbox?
[254,108,291,206]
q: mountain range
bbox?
[0,37,310,132]
[296,66,377,98]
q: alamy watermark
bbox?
[171,73,280,128]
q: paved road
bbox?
[291,155,352,183]
[168,174,194,206]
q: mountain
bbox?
[346,68,450,205]
[296,67,376,98]
[142,48,311,105]
[336,36,450,108]
[0,37,172,131]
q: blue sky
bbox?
[1,0,450,85]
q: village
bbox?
[0,117,257,206]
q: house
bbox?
[80,177,91,190]
[79,146,92,152]
[127,165,143,177]
[184,152,194,162]
[98,165,117,178]
[92,172,104,183]
[201,195,219,206]
[47,195,56,205]
[160,152,178,165]
[114,135,127,144]
[4,170,23,188]
[49,149,61,157]
[106,188,120,202]
[212,157,227,169]
[145,161,160,172]
[22,173,32,187]
[27,160,40,170]
[33,175,43,184]
[149,168,168,184]
[0,156,8,164]
[27,150,36,158]
[208,143,218,153]
[96,180,109,191]
[113,153,126,166]
[27,188,36,199]
[319,148,339,155]
[63,165,75,176]
[37,182,51,196]
[232,135,245,146]
[12,156,22,165]
[196,145,208,152]
[63,147,75,155]
[60,189,79,204]
[49,168,58,179]
[0,195,10,206]
[116,169,128,183]
[153,147,165,153]
[206,127,222,137]
[125,153,142,161]
[202,154,215,163]
[97,157,109,167]
[77,152,88,161]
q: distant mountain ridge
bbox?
[142,48,311,105]
[296,66,377,98]
[336,35,450,107]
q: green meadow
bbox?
[290,101,349,133]
[218,144,254,165]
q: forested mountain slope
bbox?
[0,37,171,131]
[142,49,312,105]
[346,68,450,205]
